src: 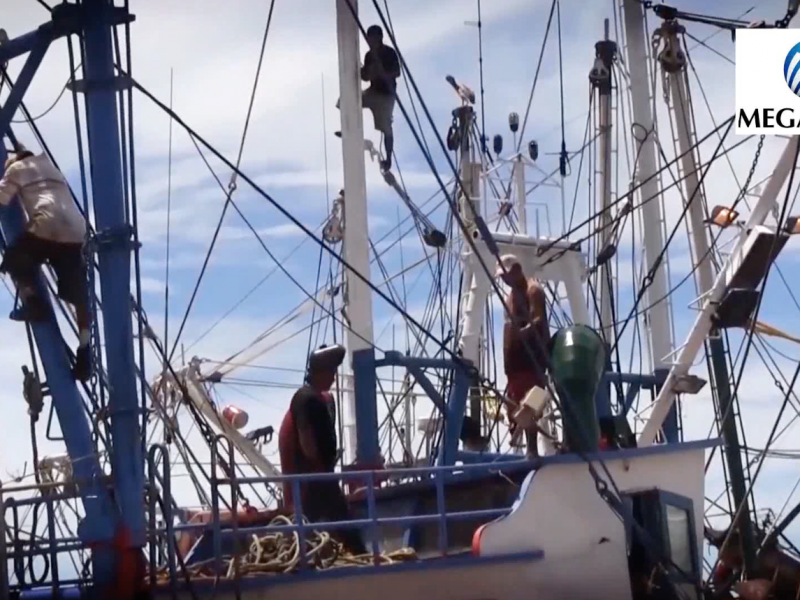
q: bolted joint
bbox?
[89,223,141,254]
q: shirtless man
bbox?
[497,254,550,458]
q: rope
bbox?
[516,0,557,154]
[155,514,415,582]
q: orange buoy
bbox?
[222,404,249,429]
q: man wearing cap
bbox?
[0,149,92,381]
[278,345,366,554]
[496,254,550,458]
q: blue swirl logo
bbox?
[784,42,800,96]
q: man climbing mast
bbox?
[337,24,400,172]
[498,254,551,458]
[0,147,92,381]
[362,25,400,171]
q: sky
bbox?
[3,0,800,572]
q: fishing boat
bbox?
[1,0,800,598]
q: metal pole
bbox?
[336,0,379,465]
[591,20,616,340]
[514,158,527,235]
[81,0,145,547]
[662,21,757,571]
[622,0,676,417]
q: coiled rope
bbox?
[155,514,416,583]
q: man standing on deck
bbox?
[278,344,367,554]
[497,254,551,458]
[337,24,401,173]
[0,148,92,381]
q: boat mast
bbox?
[335,0,379,465]
[659,18,757,572]
[591,19,617,343]
[622,0,678,441]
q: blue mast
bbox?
[81,0,145,547]
[0,0,144,585]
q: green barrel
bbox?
[550,325,607,453]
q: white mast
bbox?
[336,0,378,463]
[592,19,617,341]
[622,0,675,382]
[660,22,714,295]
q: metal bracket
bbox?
[67,75,133,94]
[90,223,141,252]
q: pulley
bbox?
[446,124,461,152]
[508,112,519,133]
[423,228,447,248]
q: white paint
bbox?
[639,137,798,446]
[478,445,707,599]
[622,0,674,371]
[336,0,374,461]
[667,56,715,296]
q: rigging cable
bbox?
[476,0,487,155]
[131,65,656,542]
[705,136,800,579]
[168,0,278,363]
[515,0,558,154]
[164,68,174,381]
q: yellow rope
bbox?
[155,514,417,583]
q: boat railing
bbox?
[1,436,536,594]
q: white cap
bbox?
[495,253,521,278]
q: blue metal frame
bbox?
[81,0,145,546]
[0,154,116,546]
[0,2,144,592]
[375,351,472,466]
[352,347,380,464]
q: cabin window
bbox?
[624,489,699,600]
[665,503,693,576]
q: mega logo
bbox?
[735,30,800,135]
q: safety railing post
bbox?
[0,494,7,600]
[228,438,241,596]
[210,439,222,576]
[435,472,447,556]
[45,497,58,592]
[147,448,158,590]
[366,471,379,564]
[291,479,306,569]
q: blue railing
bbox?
[1,438,537,596]
[203,436,532,576]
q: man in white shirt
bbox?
[0,149,92,381]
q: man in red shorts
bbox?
[497,254,550,458]
[0,148,92,381]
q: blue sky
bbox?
[3,0,800,559]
